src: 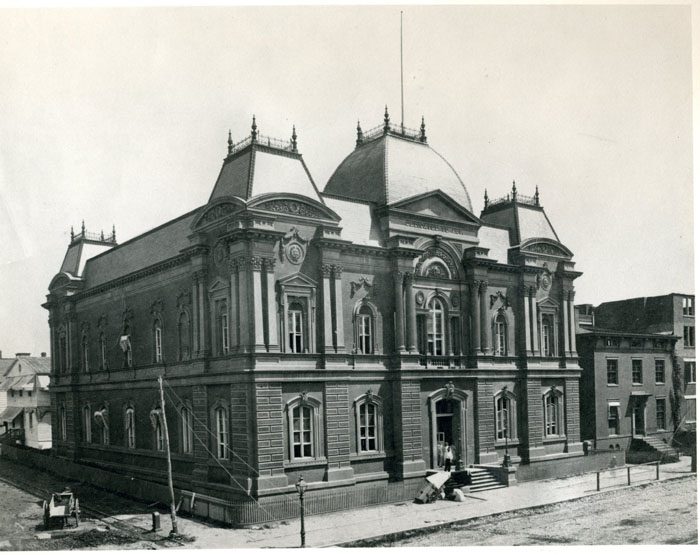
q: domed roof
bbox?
[324,127,472,212]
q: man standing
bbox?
[444,443,454,472]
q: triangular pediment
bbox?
[537,296,559,310]
[388,190,481,225]
[278,271,317,288]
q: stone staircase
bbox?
[636,436,679,462]
[467,467,507,492]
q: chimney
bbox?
[0,350,2,359]
[15,352,30,357]
[41,352,47,357]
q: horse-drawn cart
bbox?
[43,488,80,528]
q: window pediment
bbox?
[278,272,317,289]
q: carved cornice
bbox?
[321,264,333,278]
[404,272,415,285]
[250,257,263,271]
[478,280,489,294]
[228,258,238,273]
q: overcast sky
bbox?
[0,4,693,357]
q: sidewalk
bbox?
[168,456,693,548]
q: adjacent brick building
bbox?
[44,112,587,522]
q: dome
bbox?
[324,130,472,212]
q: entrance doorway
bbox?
[433,398,461,469]
[632,403,646,436]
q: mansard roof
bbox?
[324,115,473,212]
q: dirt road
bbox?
[375,476,697,546]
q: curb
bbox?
[332,473,695,548]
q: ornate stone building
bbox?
[44,110,585,522]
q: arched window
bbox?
[214,406,228,459]
[427,298,445,356]
[494,314,507,356]
[81,334,89,372]
[125,407,135,449]
[180,405,193,454]
[356,305,374,355]
[494,389,517,441]
[354,394,384,453]
[155,418,164,451]
[287,301,304,353]
[121,325,133,368]
[58,331,67,374]
[154,321,163,363]
[543,388,564,437]
[82,404,92,443]
[99,332,107,370]
[94,407,109,445]
[178,311,191,361]
[286,395,321,461]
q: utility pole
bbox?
[158,375,179,536]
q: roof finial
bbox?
[511,180,517,200]
[534,185,540,206]
[100,229,105,241]
[81,220,86,234]
[383,105,390,133]
[356,120,364,147]
[251,115,257,142]
[420,116,427,143]
[70,225,74,241]
[291,125,298,152]
[112,224,116,242]
[484,188,489,209]
[227,129,233,155]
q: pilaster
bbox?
[263,257,279,352]
[324,382,353,482]
[332,265,345,353]
[471,280,481,354]
[394,380,425,478]
[253,383,287,493]
[192,384,209,482]
[321,264,334,354]
[479,280,491,354]
[236,257,252,352]
[565,378,583,454]
[475,380,498,463]
[524,378,546,461]
[251,257,266,352]
[394,270,406,353]
[405,273,417,353]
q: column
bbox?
[251,257,266,351]
[192,275,200,355]
[471,281,481,354]
[229,259,239,351]
[237,257,250,351]
[264,258,279,352]
[480,280,491,354]
[394,271,406,353]
[524,288,532,356]
[568,293,577,355]
[332,265,345,353]
[48,316,56,375]
[196,270,207,357]
[322,264,334,354]
[530,295,539,355]
[405,273,417,353]
[561,292,570,356]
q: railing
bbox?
[420,356,460,369]
[361,122,423,143]
[488,192,539,208]
[0,428,25,444]
[229,133,296,156]
[595,461,662,492]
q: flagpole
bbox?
[158,375,179,536]
[400,10,404,133]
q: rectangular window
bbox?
[358,314,372,354]
[125,410,135,449]
[359,403,377,452]
[632,359,643,385]
[684,326,695,348]
[216,408,228,459]
[656,399,666,430]
[292,405,313,458]
[181,407,193,454]
[155,326,163,363]
[683,297,694,316]
[607,405,620,436]
[655,360,666,383]
[544,394,559,436]
[607,359,618,385]
[288,308,304,353]
[685,361,697,384]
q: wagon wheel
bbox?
[43,501,49,529]
[73,499,80,527]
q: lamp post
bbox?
[295,475,307,548]
[502,385,511,468]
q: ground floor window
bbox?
[607,404,620,436]
[656,398,666,430]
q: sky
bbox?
[0,3,694,357]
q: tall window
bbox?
[154,321,163,363]
[358,401,377,452]
[215,406,228,459]
[180,406,193,454]
[607,359,619,385]
[632,359,643,384]
[607,404,620,435]
[495,391,517,440]
[357,306,373,355]
[58,332,67,373]
[218,303,229,355]
[685,361,697,384]
[83,405,92,443]
[59,404,67,441]
[684,326,695,348]
[99,332,107,370]
[683,297,694,316]
[543,390,562,437]
[655,360,666,383]
[426,298,444,356]
[494,314,507,356]
[292,404,313,458]
[95,408,109,446]
[121,327,133,368]
[125,407,135,449]
[178,311,191,361]
[288,301,304,353]
[81,334,89,372]
[154,417,164,451]
[542,316,554,357]
[656,399,666,430]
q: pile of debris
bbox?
[414,471,468,504]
